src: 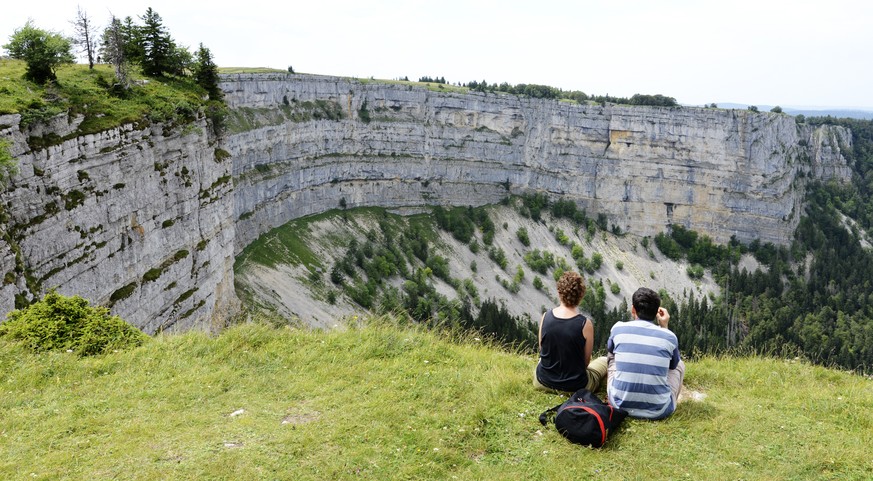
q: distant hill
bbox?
[710,103,873,120]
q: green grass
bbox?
[1,319,871,480]
[0,59,210,138]
[234,211,334,271]
[218,67,288,74]
[234,207,437,273]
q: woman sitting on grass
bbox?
[533,271,607,394]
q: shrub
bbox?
[358,99,371,124]
[0,291,147,355]
[616,261,624,271]
[516,227,530,246]
[687,264,705,279]
[590,252,603,271]
[469,240,480,254]
[488,247,508,270]
[554,228,570,246]
[0,139,19,188]
[610,282,621,295]
[524,249,556,274]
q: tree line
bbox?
[585,178,873,372]
[462,80,678,107]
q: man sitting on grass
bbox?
[606,287,684,419]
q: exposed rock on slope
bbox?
[233,205,721,327]
[0,113,237,333]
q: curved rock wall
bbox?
[0,113,237,333]
[223,74,851,251]
[0,73,852,331]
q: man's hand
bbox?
[656,307,670,329]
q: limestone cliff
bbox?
[0,73,853,332]
[0,112,237,333]
[223,74,851,251]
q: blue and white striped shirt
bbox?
[607,320,680,419]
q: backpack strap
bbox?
[539,402,563,426]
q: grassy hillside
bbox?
[0,59,213,140]
[2,320,870,480]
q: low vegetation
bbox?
[236,207,536,351]
[0,320,870,480]
[0,291,147,355]
[0,58,215,139]
[1,8,224,141]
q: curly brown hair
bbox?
[556,271,586,307]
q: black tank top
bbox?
[536,310,588,392]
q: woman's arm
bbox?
[582,317,594,366]
[538,313,545,352]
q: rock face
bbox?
[0,73,852,331]
[224,74,851,251]
[0,113,237,333]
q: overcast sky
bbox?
[3,0,872,109]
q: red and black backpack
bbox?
[539,389,628,447]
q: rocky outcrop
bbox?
[0,73,852,332]
[0,113,237,333]
[224,74,851,249]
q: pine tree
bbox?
[139,8,172,76]
[193,43,222,101]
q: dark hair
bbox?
[557,271,586,307]
[632,287,660,321]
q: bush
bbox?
[554,228,570,246]
[590,252,603,271]
[0,291,147,355]
[610,282,621,295]
[516,227,530,246]
[489,247,508,270]
[687,264,705,279]
[0,139,19,188]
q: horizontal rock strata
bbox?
[0,73,852,331]
[223,74,851,252]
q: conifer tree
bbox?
[100,16,130,88]
[139,7,172,76]
[193,43,222,100]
